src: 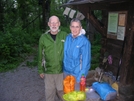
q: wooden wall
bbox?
[99,38,124,76]
[69,0,134,85]
[94,1,134,85]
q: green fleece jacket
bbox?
[38,30,68,74]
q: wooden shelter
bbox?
[62,0,134,100]
[62,0,134,85]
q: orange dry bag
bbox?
[63,75,76,94]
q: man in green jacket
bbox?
[38,15,67,101]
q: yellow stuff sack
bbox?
[63,91,86,101]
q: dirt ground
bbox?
[0,56,59,101]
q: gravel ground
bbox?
[0,56,59,101]
[0,56,121,101]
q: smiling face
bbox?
[48,16,60,35]
[70,20,82,38]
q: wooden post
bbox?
[87,13,106,37]
[120,2,134,85]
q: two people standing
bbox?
[38,15,91,101]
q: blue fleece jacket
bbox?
[63,33,91,83]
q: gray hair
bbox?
[49,15,60,22]
[70,18,82,26]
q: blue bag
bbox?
[92,82,117,101]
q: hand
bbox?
[40,73,44,79]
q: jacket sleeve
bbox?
[38,35,45,74]
[77,39,91,82]
[63,35,68,71]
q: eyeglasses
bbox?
[50,22,59,25]
[70,26,81,29]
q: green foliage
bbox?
[93,10,102,21]
[0,23,42,72]
[26,53,38,68]
[0,0,42,72]
[90,33,102,70]
[60,26,70,33]
[0,0,102,73]
[0,57,23,72]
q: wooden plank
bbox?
[120,2,134,85]
[87,13,106,37]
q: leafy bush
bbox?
[0,0,102,73]
[0,23,42,72]
[90,33,101,70]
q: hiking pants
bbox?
[44,73,63,101]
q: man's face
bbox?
[48,17,60,35]
[70,22,82,38]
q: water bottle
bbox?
[80,74,86,91]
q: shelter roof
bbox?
[62,0,128,6]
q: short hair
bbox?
[70,18,82,26]
[49,15,60,22]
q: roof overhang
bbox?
[62,0,128,6]
[62,0,103,6]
